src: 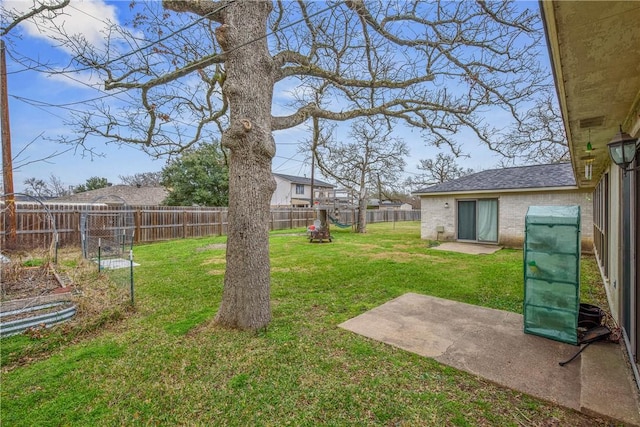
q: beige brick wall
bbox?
[420,190,593,252]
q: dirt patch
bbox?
[340,243,381,251]
[196,243,227,252]
[367,251,443,263]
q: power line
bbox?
[66,1,235,72]
[5,1,236,77]
[8,0,341,109]
[11,93,121,114]
[7,1,346,161]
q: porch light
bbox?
[607,125,639,172]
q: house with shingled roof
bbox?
[412,163,593,252]
[271,173,334,208]
[51,185,169,206]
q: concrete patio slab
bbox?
[339,293,640,426]
[430,242,502,255]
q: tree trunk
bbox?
[214,1,276,330]
[357,197,367,233]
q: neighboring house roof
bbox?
[273,173,334,188]
[413,163,576,195]
[51,185,168,206]
[3,194,55,202]
[369,199,403,207]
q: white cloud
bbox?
[46,66,105,89]
[5,0,119,48]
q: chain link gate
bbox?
[80,197,136,303]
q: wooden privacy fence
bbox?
[1,203,420,249]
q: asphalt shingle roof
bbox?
[52,185,169,205]
[273,173,334,188]
[413,163,576,194]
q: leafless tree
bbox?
[405,153,474,191]
[22,177,49,198]
[315,116,408,233]
[46,173,71,196]
[28,0,546,330]
[22,173,70,198]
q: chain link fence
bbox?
[80,197,135,303]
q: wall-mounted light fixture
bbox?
[607,125,639,173]
[444,202,449,209]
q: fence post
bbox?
[135,209,141,244]
[74,210,81,246]
[182,210,187,239]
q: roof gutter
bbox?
[413,185,581,197]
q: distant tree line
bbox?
[21,143,229,206]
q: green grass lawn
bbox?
[1,221,610,425]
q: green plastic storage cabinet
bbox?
[524,205,581,345]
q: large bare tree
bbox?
[315,116,408,233]
[22,0,545,330]
[405,153,474,191]
[22,173,71,197]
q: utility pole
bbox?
[1,39,17,247]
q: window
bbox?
[457,199,498,243]
[295,184,305,195]
[593,174,608,277]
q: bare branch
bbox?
[1,0,70,36]
[11,132,74,170]
[162,0,229,23]
[105,53,226,90]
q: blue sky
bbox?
[3,0,537,193]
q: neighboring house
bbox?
[541,2,640,382]
[412,163,594,252]
[368,199,413,211]
[271,173,334,208]
[51,185,168,206]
